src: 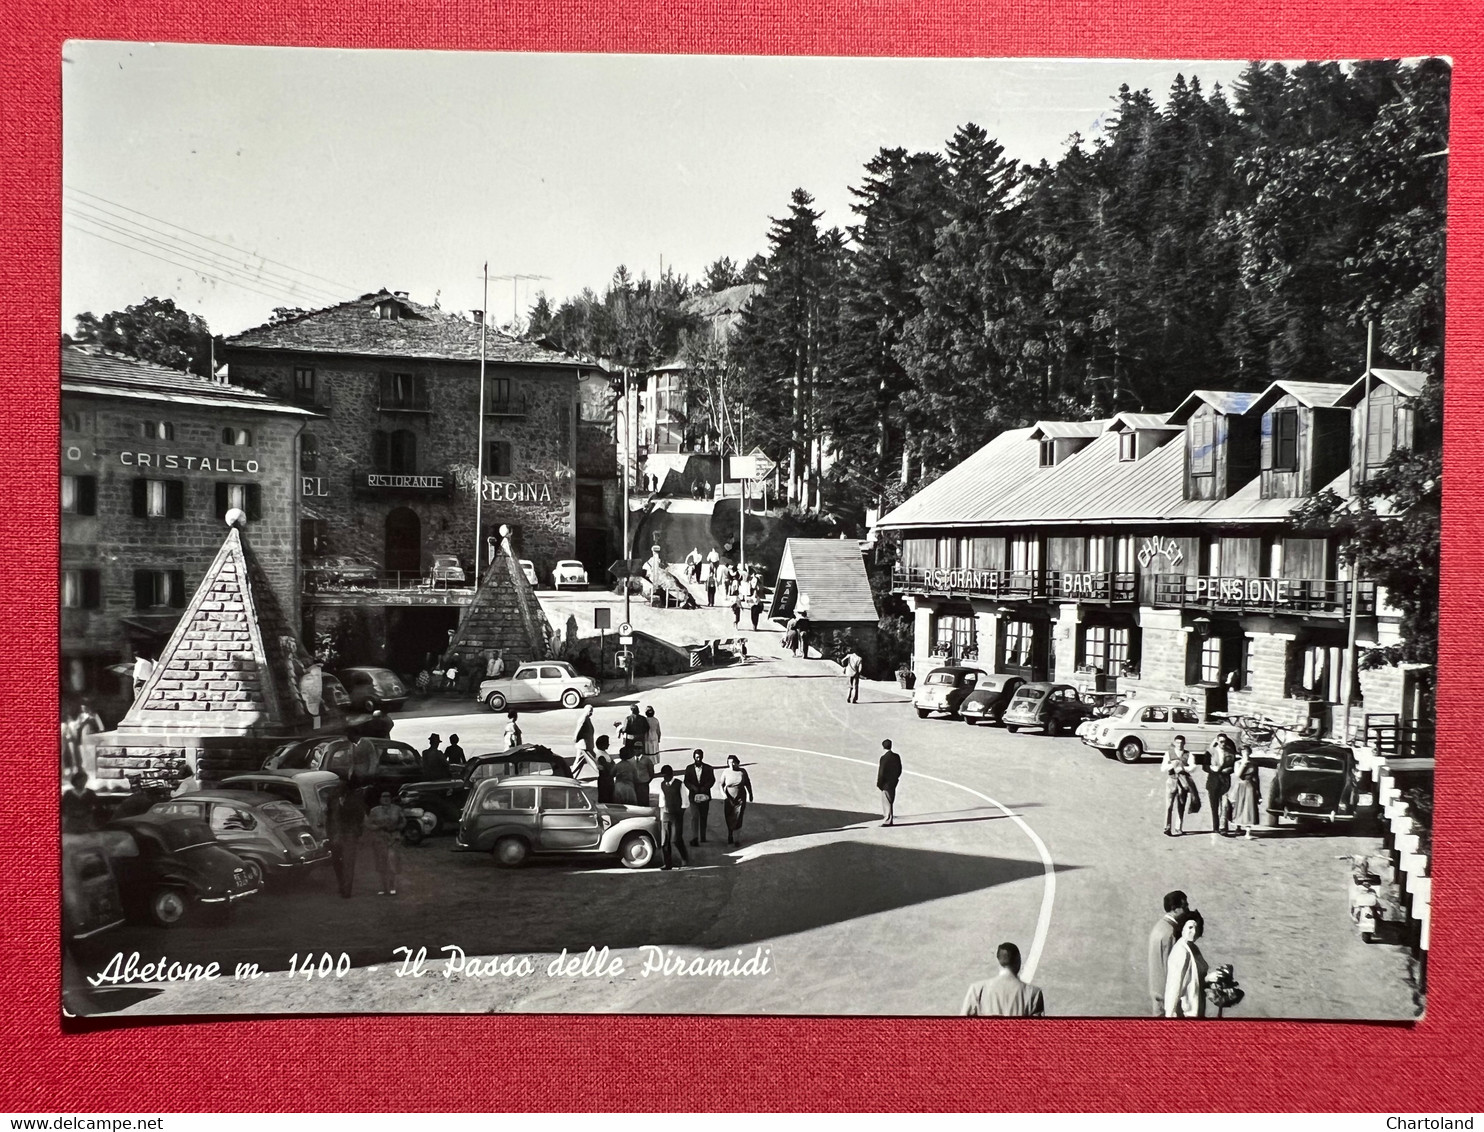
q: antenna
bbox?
[490,273,551,331]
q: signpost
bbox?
[595,607,611,679]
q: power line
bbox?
[64,185,358,295]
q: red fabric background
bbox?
[3,0,1480,1112]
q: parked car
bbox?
[517,559,540,587]
[1002,682,1100,736]
[62,833,127,941]
[1079,698,1240,764]
[553,559,590,589]
[1266,740,1359,826]
[219,770,345,837]
[912,666,982,719]
[429,554,467,585]
[479,661,600,712]
[304,555,378,588]
[262,736,432,796]
[959,674,1026,726]
[397,744,571,835]
[149,790,330,887]
[320,673,352,712]
[334,666,408,712]
[456,775,660,869]
[98,816,259,927]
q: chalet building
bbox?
[876,370,1431,742]
[61,345,312,724]
[221,290,605,672]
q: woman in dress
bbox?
[503,711,522,750]
[1230,745,1263,838]
[642,706,662,765]
[365,789,405,897]
[1164,909,1211,1018]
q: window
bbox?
[933,612,975,660]
[1190,411,1214,475]
[62,655,118,696]
[486,376,513,409]
[1038,439,1055,467]
[373,429,418,474]
[61,475,97,516]
[215,482,263,521]
[380,371,428,411]
[221,427,253,446]
[1142,706,1169,724]
[483,440,513,476]
[293,367,317,406]
[140,420,174,441]
[1082,625,1132,674]
[1271,409,1300,472]
[1199,636,1223,684]
[1189,633,1245,687]
[1118,431,1137,462]
[133,568,187,609]
[61,568,101,609]
[131,478,185,519]
[62,410,82,433]
[1290,641,1344,702]
[210,806,258,833]
[301,518,327,556]
[377,743,419,767]
[540,786,593,812]
[1003,621,1033,668]
[300,433,318,473]
[1364,393,1399,467]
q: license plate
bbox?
[1297,792,1324,808]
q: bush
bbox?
[874,614,914,679]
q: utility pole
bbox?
[474,263,489,590]
[622,367,631,631]
[739,400,747,574]
[1342,321,1375,745]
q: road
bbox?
[70,653,1420,1020]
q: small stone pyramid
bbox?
[444,533,551,671]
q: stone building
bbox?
[220,290,605,672]
[61,345,311,724]
[876,370,1432,750]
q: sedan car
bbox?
[912,666,981,719]
[1266,740,1359,826]
[553,559,590,589]
[479,661,600,712]
[98,817,259,926]
[456,775,659,869]
[1079,698,1239,764]
[305,555,378,588]
[334,666,407,712]
[518,559,539,587]
[149,790,330,887]
[1001,682,1099,736]
[219,770,345,837]
[959,673,1026,726]
[263,735,431,796]
[397,744,571,835]
[428,554,467,585]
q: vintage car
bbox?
[219,770,345,837]
[1001,682,1100,736]
[912,666,982,719]
[553,559,590,589]
[99,816,259,926]
[397,744,571,835]
[1079,698,1240,764]
[1266,740,1359,826]
[304,554,379,589]
[62,833,127,941]
[478,661,601,712]
[518,559,540,587]
[149,790,330,887]
[455,775,660,869]
[959,673,1026,726]
[262,735,431,796]
[334,666,408,712]
[428,554,467,585]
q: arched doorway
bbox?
[385,507,422,576]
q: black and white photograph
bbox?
[58,44,1447,1020]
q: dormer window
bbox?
[1189,412,1214,476]
[1038,439,1055,467]
[1118,432,1137,462]
[375,300,401,320]
[1271,409,1300,472]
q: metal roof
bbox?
[874,428,1040,528]
[1029,419,1109,440]
[985,431,1188,525]
[1248,380,1352,414]
[1107,411,1176,431]
[777,539,879,623]
[1166,389,1263,424]
[1336,368,1430,407]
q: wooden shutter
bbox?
[247,484,262,521]
[77,476,97,516]
[169,569,187,608]
[132,478,147,518]
[166,480,185,519]
[133,569,152,609]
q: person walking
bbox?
[705,566,717,608]
[960,942,1045,1017]
[730,593,742,628]
[683,748,716,845]
[642,706,662,765]
[1162,736,1198,836]
[365,788,405,896]
[326,783,367,899]
[503,712,523,750]
[445,734,466,770]
[1147,890,1189,1016]
[877,739,903,827]
[1163,909,1211,1018]
[1205,735,1237,836]
[622,704,648,755]
[422,733,448,780]
[574,705,596,760]
[1230,746,1263,838]
[843,647,864,703]
[749,591,763,631]
[657,766,690,870]
[794,612,811,658]
[718,754,753,846]
[685,547,702,582]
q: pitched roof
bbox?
[989,431,1188,525]
[777,539,879,623]
[224,290,592,369]
[1336,368,1430,407]
[1107,411,1176,431]
[874,428,1040,528]
[443,537,551,667]
[1248,379,1351,414]
[62,345,314,414]
[1030,419,1109,440]
[1166,389,1263,423]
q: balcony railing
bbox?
[1146,573,1377,618]
[377,392,432,413]
[484,395,530,418]
[291,385,333,411]
[893,566,1138,603]
[1043,570,1139,603]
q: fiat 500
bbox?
[1267,740,1359,826]
[1001,682,1099,736]
[1080,698,1239,764]
[149,791,330,888]
[99,816,259,927]
[479,661,600,712]
[959,673,1025,726]
[912,666,981,719]
[553,560,590,589]
[456,776,659,869]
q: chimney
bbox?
[472,309,484,325]
[394,290,409,299]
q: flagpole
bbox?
[474,263,489,589]
[1341,321,1374,744]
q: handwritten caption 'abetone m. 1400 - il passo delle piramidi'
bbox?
[84,945,774,987]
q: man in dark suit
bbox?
[683,749,716,845]
[877,739,903,827]
[1148,889,1188,1016]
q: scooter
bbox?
[1341,854,1385,943]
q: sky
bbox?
[61,44,1252,336]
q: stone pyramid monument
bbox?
[94,512,328,787]
[443,528,552,674]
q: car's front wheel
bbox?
[1005,725,1019,734]
[492,837,529,867]
[619,832,656,869]
[485,691,507,712]
[147,887,188,927]
[915,708,929,719]
[560,690,582,710]
[1046,717,1062,737]
[963,716,979,726]
[1115,738,1144,764]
